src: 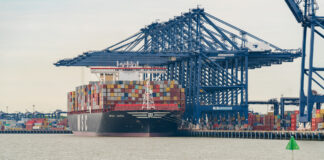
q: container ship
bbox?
[67,63,185,136]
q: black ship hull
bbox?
[68,110,182,137]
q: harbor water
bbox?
[0,135,323,160]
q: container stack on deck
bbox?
[67,80,185,113]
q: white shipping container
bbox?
[318,123,324,129]
[33,126,41,130]
[34,123,42,126]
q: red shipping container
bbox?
[316,118,322,123]
[312,123,317,131]
[312,118,316,124]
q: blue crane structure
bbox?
[55,8,301,123]
[285,0,324,122]
[248,99,280,115]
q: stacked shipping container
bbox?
[247,111,298,131]
[312,109,324,131]
[282,111,298,131]
[249,113,277,131]
[67,80,185,112]
[290,113,297,131]
[264,113,275,131]
[247,109,324,131]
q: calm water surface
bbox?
[0,134,323,160]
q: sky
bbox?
[0,0,323,113]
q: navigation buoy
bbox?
[286,136,299,160]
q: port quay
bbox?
[177,130,324,141]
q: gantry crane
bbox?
[285,0,324,122]
[55,8,300,123]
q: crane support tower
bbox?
[55,8,300,124]
[285,0,324,122]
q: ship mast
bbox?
[142,79,155,110]
[142,72,164,110]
